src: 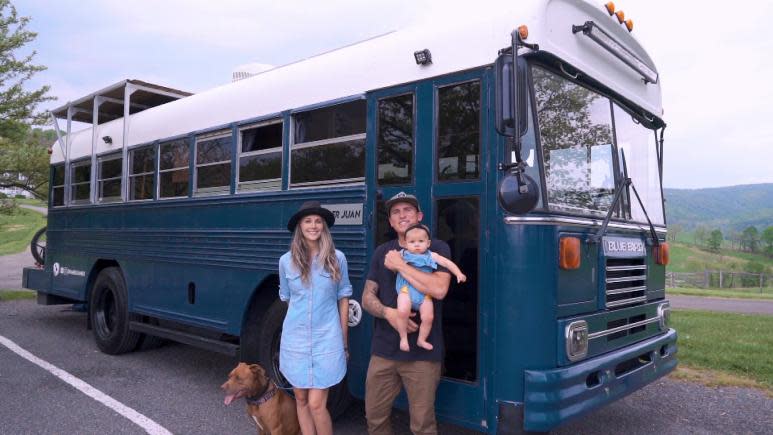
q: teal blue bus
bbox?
[24,1,676,432]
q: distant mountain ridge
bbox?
[664,183,773,232]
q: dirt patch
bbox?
[670,365,773,397]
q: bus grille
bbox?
[605,258,647,309]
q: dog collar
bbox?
[245,383,277,406]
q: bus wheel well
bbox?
[240,274,279,363]
[85,259,121,330]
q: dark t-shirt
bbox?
[367,238,451,361]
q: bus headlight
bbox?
[657,302,671,331]
[565,320,588,361]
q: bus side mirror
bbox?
[495,54,528,137]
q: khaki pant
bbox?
[365,355,442,435]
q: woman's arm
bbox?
[338,297,349,358]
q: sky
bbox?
[15,0,773,189]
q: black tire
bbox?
[30,226,46,265]
[89,267,141,355]
[256,299,352,419]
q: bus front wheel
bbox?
[89,267,140,355]
[257,299,351,419]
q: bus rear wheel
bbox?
[257,299,351,419]
[89,267,140,355]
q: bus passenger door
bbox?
[367,68,487,428]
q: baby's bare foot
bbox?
[417,340,433,350]
[400,339,410,352]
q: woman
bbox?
[278,201,352,435]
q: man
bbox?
[362,192,452,435]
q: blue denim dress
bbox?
[278,250,352,389]
[395,249,438,310]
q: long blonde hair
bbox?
[290,218,341,284]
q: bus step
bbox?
[129,321,240,356]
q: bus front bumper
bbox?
[523,328,677,432]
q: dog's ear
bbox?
[249,364,266,376]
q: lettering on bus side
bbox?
[325,203,363,225]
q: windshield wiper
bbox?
[589,151,660,246]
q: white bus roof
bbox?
[52,0,662,163]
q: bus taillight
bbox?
[559,237,581,270]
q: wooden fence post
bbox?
[704,270,710,289]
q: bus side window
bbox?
[437,196,479,382]
[159,138,190,199]
[129,145,156,201]
[51,164,65,206]
[195,130,232,196]
[238,120,283,192]
[291,100,366,186]
[70,160,91,205]
[98,153,122,203]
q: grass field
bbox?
[669,287,773,300]
[671,309,773,391]
[0,207,47,256]
[668,242,772,273]
[0,290,36,301]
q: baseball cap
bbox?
[385,191,420,214]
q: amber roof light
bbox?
[615,10,625,23]
[625,19,634,32]
[518,25,529,40]
[605,2,615,15]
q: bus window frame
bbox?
[236,118,283,193]
[376,91,416,187]
[97,152,123,204]
[128,143,157,202]
[194,129,233,197]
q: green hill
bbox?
[664,183,773,233]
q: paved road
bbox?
[19,204,48,215]
[668,294,773,315]
[1,299,772,434]
[1,205,46,290]
[0,250,37,290]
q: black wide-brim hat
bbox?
[287,201,335,232]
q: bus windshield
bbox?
[531,65,664,225]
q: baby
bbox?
[395,224,466,352]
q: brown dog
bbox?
[222,362,300,435]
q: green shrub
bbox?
[0,199,19,215]
[14,194,25,199]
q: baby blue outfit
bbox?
[395,249,438,310]
[278,250,352,389]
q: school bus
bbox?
[24,1,676,432]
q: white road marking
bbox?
[0,335,173,435]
